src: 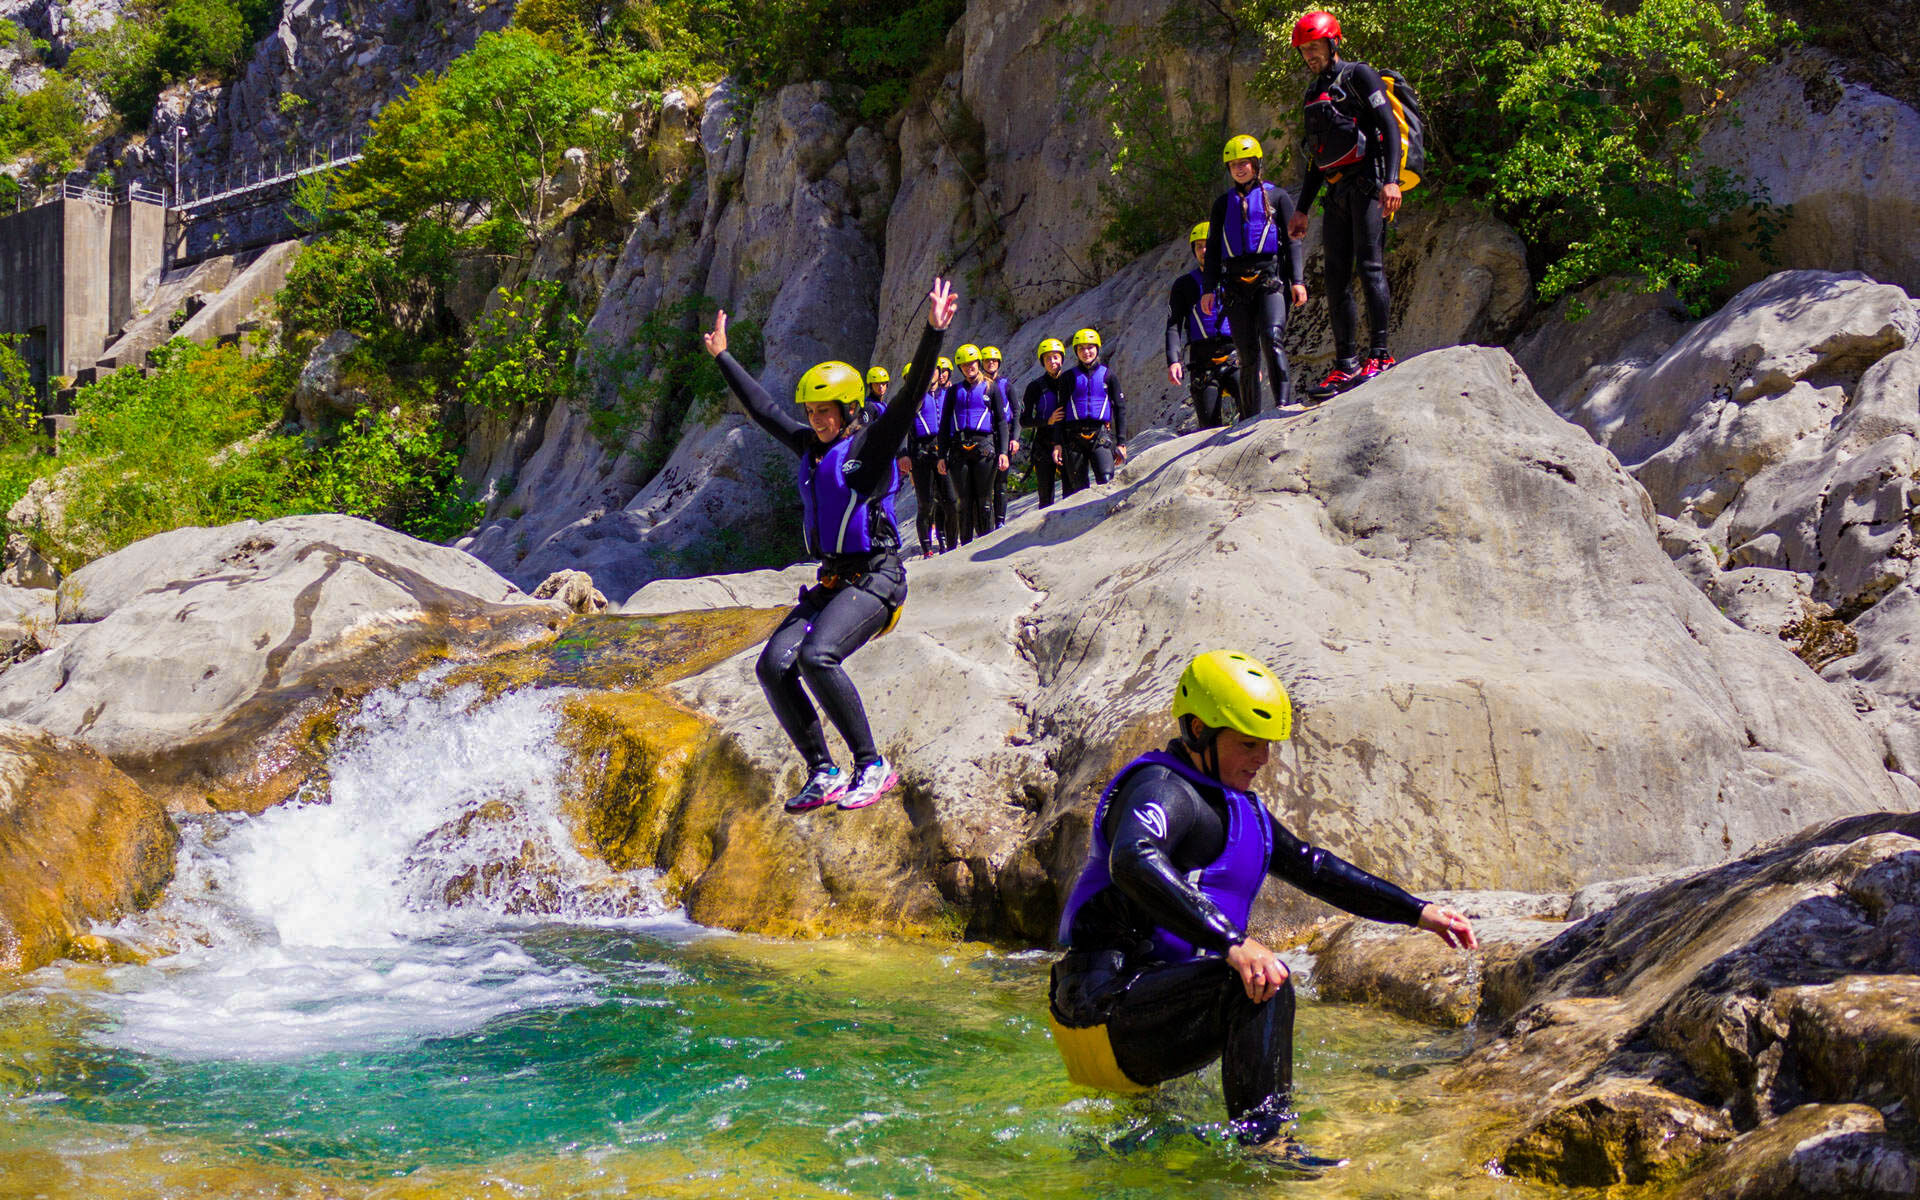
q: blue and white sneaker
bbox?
[784,765,846,813]
[838,757,900,810]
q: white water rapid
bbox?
[72,674,690,1062]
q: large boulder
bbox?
[0,515,566,811]
[1454,811,1920,1187]
[0,719,176,974]
[1698,50,1920,297]
[659,346,1906,941]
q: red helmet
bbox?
[1292,11,1342,47]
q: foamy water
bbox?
[67,676,692,1062]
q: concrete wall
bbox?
[0,195,166,389]
[0,200,67,387]
[61,199,114,375]
[110,200,166,333]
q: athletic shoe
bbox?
[784,765,846,813]
[837,757,899,810]
[1305,362,1363,403]
[1242,1136,1350,1176]
[1358,352,1397,381]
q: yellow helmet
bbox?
[1222,134,1263,163]
[865,365,890,385]
[903,363,915,381]
[794,361,864,408]
[954,344,982,366]
[936,356,953,372]
[1036,337,1066,360]
[1172,651,1293,742]
[1189,221,1210,245]
[980,345,1002,362]
[1071,328,1102,349]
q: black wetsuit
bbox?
[1021,373,1063,508]
[1204,183,1307,413]
[1299,60,1403,368]
[1058,362,1126,496]
[1051,744,1427,1141]
[1166,271,1242,428]
[940,376,1007,545]
[909,386,959,553]
[989,375,1015,528]
[718,324,943,771]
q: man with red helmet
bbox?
[1287,10,1404,401]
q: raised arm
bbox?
[703,309,810,453]
[846,320,948,492]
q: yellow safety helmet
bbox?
[980,345,1002,362]
[1173,650,1293,742]
[1071,328,1102,350]
[954,344,982,366]
[1222,134,1263,163]
[1036,337,1066,360]
[865,365,890,385]
[902,363,915,381]
[1189,221,1211,245]
[936,356,954,372]
[794,361,864,408]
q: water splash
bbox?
[74,674,686,1061]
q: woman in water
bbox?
[702,277,958,812]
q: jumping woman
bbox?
[703,276,959,813]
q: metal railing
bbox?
[172,133,365,212]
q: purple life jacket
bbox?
[1222,182,1283,258]
[1183,269,1233,342]
[796,433,900,557]
[991,377,1015,426]
[1056,750,1274,963]
[1037,373,1064,421]
[1065,364,1113,423]
[914,388,945,439]
[949,380,996,436]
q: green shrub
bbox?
[459,281,585,416]
[155,0,249,79]
[67,19,162,126]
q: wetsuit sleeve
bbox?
[1349,62,1403,188]
[1020,378,1042,429]
[939,386,956,457]
[717,351,810,454]
[993,386,1008,456]
[845,324,942,493]
[1105,770,1247,952]
[1203,192,1229,293]
[1266,810,1426,925]
[1167,274,1200,364]
[1107,372,1126,441]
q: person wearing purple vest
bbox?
[937,344,1009,546]
[906,358,959,556]
[1020,338,1067,509]
[1168,220,1242,429]
[980,346,1016,528]
[1049,651,1477,1161]
[1055,328,1127,496]
[1203,135,1309,413]
[702,276,958,814]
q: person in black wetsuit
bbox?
[1049,650,1477,1160]
[981,346,1016,528]
[1288,10,1404,400]
[1204,136,1309,414]
[938,343,1009,545]
[1168,220,1242,428]
[903,357,958,557]
[702,276,959,813]
[1055,328,1127,496]
[1021,337,1067,509]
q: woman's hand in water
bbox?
[1418,903,1478,950]
[1226,938,1289,1003]
[928,277,958,330]
[702,310,728,357]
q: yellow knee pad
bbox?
[1046,1014,1154,1094]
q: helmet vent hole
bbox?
[1251,707,1271,720]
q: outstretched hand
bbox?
[703,310,728,358]
[1418,903,1478,950]
[928,277,958,331]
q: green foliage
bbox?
[292,407,481,540]
[459,281,586,416]
[0,75,90,167]
[0,335,41,439]
[583,295,757,462]
[1246,0,1789,310]
[66,17,162,125]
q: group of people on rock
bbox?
[698,10,1463,1169]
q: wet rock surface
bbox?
[0,515,567,812]
[0,719,176,974]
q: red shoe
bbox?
[1358,353,1397,381]
[1305,362,1362,403]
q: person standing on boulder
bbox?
[1203,137,1309,412]
[1022,337,1068,509]
[1169,221,1242,428]
[938,343,1009,545]
[1055,328,1127,496]
[981,346,1017,528]
[702,276,958,813]
[1289,10,1403,401]
[1048,650,1477,1160]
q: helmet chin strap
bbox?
[1180,716,1224,779]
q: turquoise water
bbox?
[0,930,1564,1199]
